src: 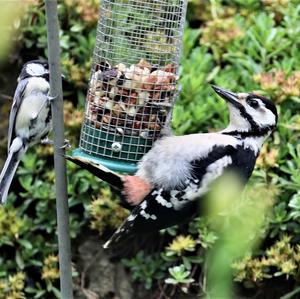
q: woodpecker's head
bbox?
[18,60,49,82]
[212,85,277,137]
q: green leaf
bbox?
[18,239,33,250]
[15,250,25,270]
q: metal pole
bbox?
[44,1,74,298]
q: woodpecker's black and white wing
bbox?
[7,78,29,150]
[103,184,198,249]
[104,144,241,249]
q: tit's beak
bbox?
[211,85,239,106]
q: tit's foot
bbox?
[60,139,71,149]
[41,138,71,149]
[122,175,152,206]
[41,137,53,145]
[47,95,57,102]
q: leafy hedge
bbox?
[0,0,300,298]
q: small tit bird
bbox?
[0,60,52,204]
[67,85,278,248]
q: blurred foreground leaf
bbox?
[205,174,272,298]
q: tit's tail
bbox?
[65,156,124,189]
[0,137,27,204]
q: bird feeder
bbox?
[73,0,188,173]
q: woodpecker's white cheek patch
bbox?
[242,98,276,129]
[251,107,276,128]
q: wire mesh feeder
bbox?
[74,0,188,173]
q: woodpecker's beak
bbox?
[211,85,239,106]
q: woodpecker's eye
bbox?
[247,98,259,109]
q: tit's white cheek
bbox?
[27,64,45,76]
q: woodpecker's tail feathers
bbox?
[103,223,130,249]
[0,137,26,204]
[65,155,124,189]
[103,206,142,249]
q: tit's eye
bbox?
[247,98,259,109]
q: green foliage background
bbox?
[0,0,300,298]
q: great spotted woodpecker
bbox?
[67,85,278,248]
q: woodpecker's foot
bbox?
[41,137,53,145]
[122,175,152,206]
[60,139,71,149]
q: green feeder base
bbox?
[71,148,138,174]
